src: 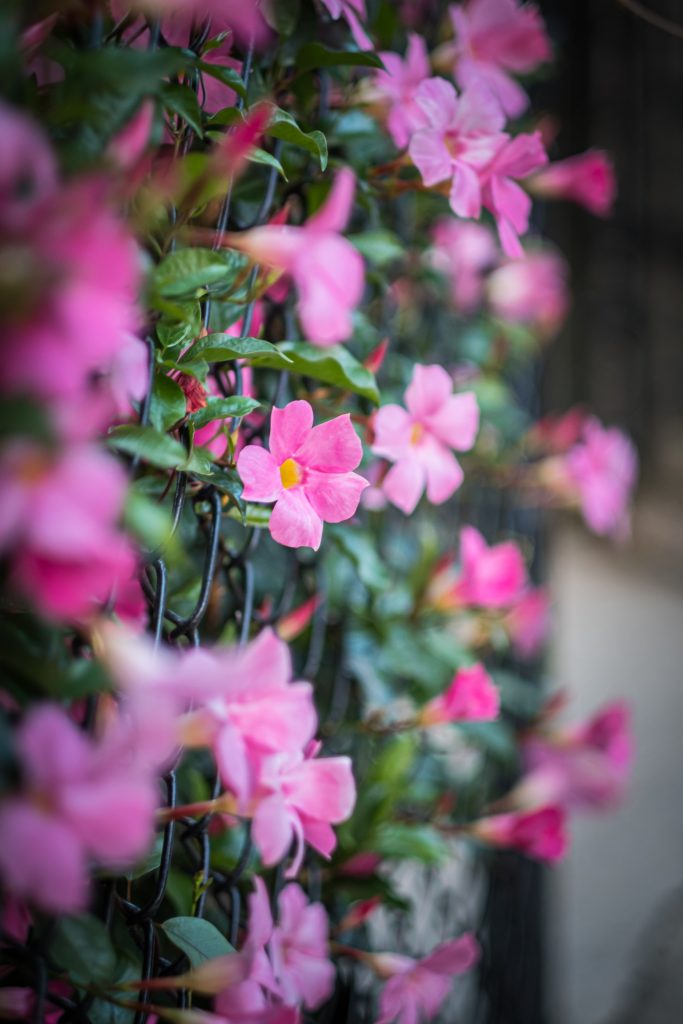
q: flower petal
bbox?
[420,441,464,504]
[405,364,453,419]
[382,457,426,515]
[372,404,413,461]
[296,413,363,472]
[269,488,324,550]
[269,400,314,463]
[424,391,480,451]
[237,445,283,503]
[252,793,294,866]
[305,470,368,524]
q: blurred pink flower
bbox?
[473,805,568,862]
[372,364,479,514]
[504,587,550,659]
[372,34,431,148]
[564,417,638,538]
[487,248,569,336]
[419,664,500,725]
[0,443,137,622]
[527,149,616,216]
[213,877,280,1019]
[237,400,368,550]
[480,131,548,257]
[454,526,528,608]
[429,219,497,313]
[106,101,155,170]
[0,101,57,231]
[409,77,506,218]
[528,408,587,454]
[251,741,356,878]
[0,704,159,913]
[269,884,335,1010]
[226,169,364,345]
[449,0,552,118]
[320,0,372,49]
[276,595,320,642]
[371,933,480,1024]
[112,0,271,46]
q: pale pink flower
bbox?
[429,219,497,313]
[320,0,372,49]
[372,364,479,515]
[409,77,507,219]
[527,149,616,216]
[487,248,569,336]
[213,877,280,1020]
[449,0,552,118]
[453,526,528,608]
[371,34,431,149]
[226,169,364,346]
[504,587,550,659]
[480,131,548,257]
[251,741,356,878]
[372,933,480,1024]
[0,704,160,913]
[472,805,568,862]
[237,400,368,550]
[269,884,335,1010]
[0,443,137,622]
[564,417,638,538]
[419,664,500,725]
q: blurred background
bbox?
[540,0,683,1021]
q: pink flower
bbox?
[269,885,335,1010]
[419,664,500,725]
[563,417,638,538]
[213,877,280,1020]
[320,0,372,49]
[251,741,356,878]
[113,0,271,46]
[106,101,154,170]
[487,248,569,336]
[449,0,552,118]
[527,149,616,216]
[480,131,548,257]
[504,587,550,659]
[226,169,364,346]
[429,219,497,313]
[454,526,528,608]
[237,400,368,550]
[0,704,159,913]
[371,933,479,1024]
[372,364,479,514]
[0,442,137,622]
[371,34,431,149]
[0,101,57,231]
[529,408,587,454]
[472,805,568,862]
[409,78,507,219]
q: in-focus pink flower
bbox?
[269,884,335,1010]
[453,526,528,608]
[429,219,498,314]
[449,0,552,118]
[372,364,479,514]
[251,740,356,878]
[563,417,638,538]
[487,248,569,336]
[320,0,372,49]
[527,149,616,216]
[371,933,479,1024]
[480,131,548,257]
[226,169,364,345]
[419,664,500,725]
[409,78,507,218]
[371,34,431,148]
[237,400,368,550]
[504,587,550,659]
[472,805,568,862]
[0,443,137,622]
[0,704,160,913]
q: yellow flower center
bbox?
[279,457,302,489]
[410,422,424,445]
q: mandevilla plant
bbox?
[0,1,636,1023]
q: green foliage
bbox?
[161,917,235,967]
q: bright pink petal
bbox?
[294,237,364,346]
[269,401,314,463]
[301,819,337,860]
[17,704,91,790]
[305,470,368,524]
[269,488,324,550]
[0,802,87,913]
[382,458,426,515]
[284,756,356,823]
[237,445,283,502]
[449,160,483,218]
[252,793,294,866]
[307,168,356,233]
[409,130,453,187]
[63,777,157,866]
[296,413,363,472]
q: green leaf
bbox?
[296,43,384,73]
[123,835,165,881]
[190,396,261,429]
[197,59,246,101]
[180,334,293,366]
[264,0,301,35]
[246,146,288,179]
[162,82,204,136]
[153,249,247,300]
[265,107,328,171]
[52,915,117,986]
[251,341,379,403]
[349,229,404,268]
[329,527,390,591]
[124,489,176,554]
[108,425,188,469]
[149,373,187,432]
[373,823,450,865]
[226,502,271,528]
[194,467,244,508]
[161,917,234,968]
